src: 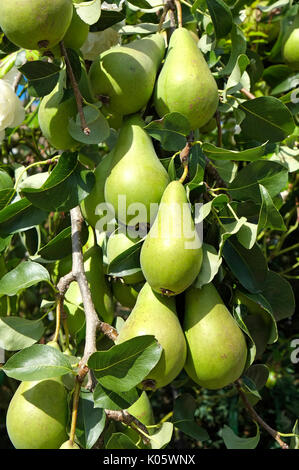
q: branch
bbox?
[174,0,183,27]
[235,380,289,449]
[105,409,151,446]
[59,41,90,135]
[240,88,255,100]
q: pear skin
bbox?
[184,283,248,390]
[116,282,187,389]
[154,27,219,130]
[60,440,80,449]
[0,0,73,51]
[6,378,68,449]
[112,279,141,309]
[89,33,165,116]
[140,181,203,296]
[282,15,299,70]
[104,114,170,226]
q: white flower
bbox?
[0,68,25,143]
[81,28,121,61]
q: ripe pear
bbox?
[235,290,273,357]
[140,181,203,296]
[107,231,144,284]
[80,153,114,229]
[104,114,170,226]
[282,14,299,70]
[38,63,94,150]
[6,377,68,449]
[184,283,248,390]
[116,392,154,442]
[89,33,165,116]
[65,245,114,324]
[50,5,89,56]
[0,0,73,51]
[116,282,187,389]
[154,27,219,130]
[60,440,80,449]
[112,279,141,309]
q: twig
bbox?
[105,409,151,446]
[59,41,90,135]
[235,380,289,449]
[174,0,183,27]
[240,88,255,100]
[13,71,22,92]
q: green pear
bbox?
[6,377,68,449]
[38,63,94,150]
[235,290,273,357]
[282,14,299,70]
[200,117,217,134]
[63,5,89,50]
[140,181,203,296]
[104,114,170,226]
[60,440,80,449]
[0,0,73,50]
[154,27,219,130]
[116,392,154,443]
[65,245,114,324]
[80,153,114,229]
[107,231,144,284]
[112,279,141,309]
[116,282,187,389]
[184,283,248,390]
[89,33,165,116]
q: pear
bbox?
[107,231,144,284]
[184,283,248,390]
[140,181,203,296]
[116,282,187,389]
[6,377,68,449]
[282,14,299,70]
[60,440,80,449]
[116,391,154,443]
[112,279,141,309]
[89,33,165,116]
[104,114,170,226]
[38,63,94,150]
[65,245,114,324]
[50,4,89,56]
[0,0,73,51]
[80,153,114,229]
[154,27,219,130]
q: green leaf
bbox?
[228,161,288,203]
[290,420,299,449]
[261,271,295,321]
[0,198,48,237]
[172,394,209,441]
[68,106,110,145]
[269,146,299,172]
[218,24,247,76]
[239,97,295,143]
[236,221,258,249]
[223,237,267,293]
[38,223,89,261]
[245,364,269,391]
[0,317,44,351]
[150,422,174,449]
[76,390,106,449]
[2,344,74,381]
[221,424,260,449]
[206,0,233,38]
[75,0,102,25]
[0,260,50,296]
[0,188,15,211]
[258,184,286,232]
[226,54,250,94]
[88,336,162,392]
[0,170,13,189]
[107,238,144,279]
[106,433,138,449]
[93,384,139,411]
[195,243,222,288]
[203,142,267,161]
[145,113,191,152]
[128,0,153,9]
[19,61,60,97]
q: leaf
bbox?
[222,237,267,293]
[206,0,233,38]
[76,391,106,449]
[236,222,258,249]
[128,0,153,9]
[219,24,247,77]
[0,260,50,296]
[269,146,299,172]
[245,364,269,391]
[195,243,222,288]
[0,317,44,351]
[221,424,260,449]
[145,113,191,152]
[0,198,48,237]
[226,54,250,94]
[88,336,162,392]
[239,97,295,143]
[68,106,110,145]
[290,420,299,449]
[93,384,139,411]
[19,61,60,97]
[219,217,248,255]
[228,161,288,203]
[74,0,102,25]
[2,344,74,381]
[106,433,138,449]
[150,422,174,449]
[107,238,144,279]
[38,223,89,261]
[172,394,209,441]
[261,271,295,321]
[258,185,286,232]
[0,188,15,211]
[21,152,95,212]
[0,170,13,189]
[202,142,267,161]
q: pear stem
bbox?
[174,0,183,28]
[104,409,151,446]
[69,376,83,445]
[59,41,90,135]
[240,88,256,100]
[235,380,289,449]
[179,141,191,184]
[53,300,62,344]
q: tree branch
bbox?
[105,409,151,446]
